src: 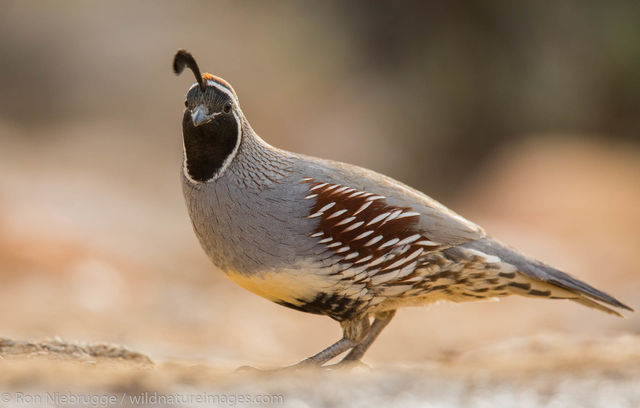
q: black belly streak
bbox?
[276,293,363,321]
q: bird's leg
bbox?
[338,309,396,364]
[236,337,356,373]
[292,317,370,368]
[292,337,355,368]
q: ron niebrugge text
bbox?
[1,391,285,406]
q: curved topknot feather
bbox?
[173,49,206,91]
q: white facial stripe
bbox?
[214,110,243,178]
[187,80,238,105]
[207,80,238,104]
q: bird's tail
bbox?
[460,238,633,317]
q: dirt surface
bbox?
[1,334,639,407]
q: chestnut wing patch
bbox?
[301,178,442,284]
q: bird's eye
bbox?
[223,101,232,114]
[184,100,188,108]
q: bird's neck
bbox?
[226,126,296,188]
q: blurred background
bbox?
[0,0,639,373]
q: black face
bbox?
[182,87,239,182]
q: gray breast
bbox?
[182,168,317,275]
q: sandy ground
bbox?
[1,334,639,407]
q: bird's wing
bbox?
[298,156,486,249]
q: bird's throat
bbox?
[182,110,239,182]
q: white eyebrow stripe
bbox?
[207,80,239,103]
[187,79,239,109]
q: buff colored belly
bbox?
[223,265,338,306]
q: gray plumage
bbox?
[174,50,631,367]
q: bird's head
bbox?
[174,49,243,183]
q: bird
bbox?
[172,49,632,368]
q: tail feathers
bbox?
[463,238,633,316]
[507,273,625,317]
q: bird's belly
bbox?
[223,265,366,320]
[223,264,337,306]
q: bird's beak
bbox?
[191,104,211,127]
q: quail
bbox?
[173,50,632,368]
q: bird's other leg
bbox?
[292,317,370,368]
[339,309,396,364]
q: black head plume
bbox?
[173,49,206,91]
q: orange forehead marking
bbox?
[202,73,237,99]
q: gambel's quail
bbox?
[173,50,632,368]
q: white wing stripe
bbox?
[363,235,384,246]
[366,212,390,226]
[319,202,336,212]
[342,221,364,232]
[353,200,372,215]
